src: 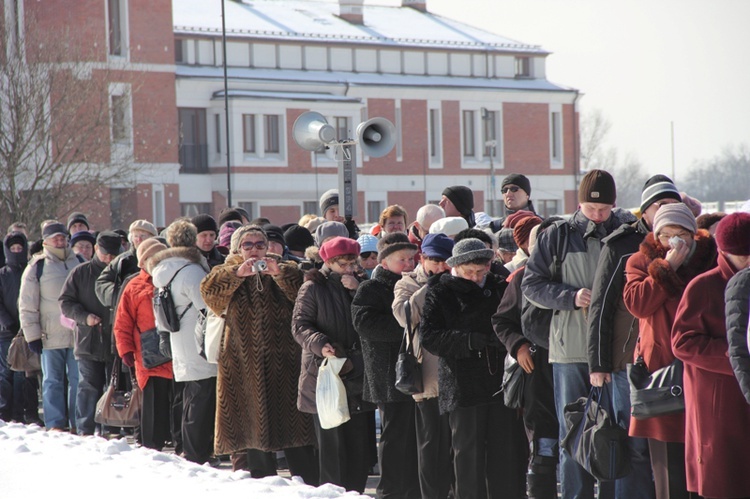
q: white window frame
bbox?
[550,105,563,169]
[109,83,132,159]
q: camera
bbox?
[252,260,268,273]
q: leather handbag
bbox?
[139,327,171,369]
[394,301,423,395]
[95,356,142,427]
[562,386,631,481]
[627,356,684,420]
[500,352,525,409]
[7,331,41,372]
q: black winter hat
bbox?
[501,174,532,196]
[376,232,417,263]
[442,185,476,226]
[5,232,27,251]
[578,169,616,205]
[192,213,219,235]
[218,208,243,226]
[262,224,286,246]
[42,222,68,240]
[284,224,315,252]
[96,231,123,255]
[67,212,89,231]
[639,174,681,213]
[70,230,96,248]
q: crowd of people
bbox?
[0,172,748,499]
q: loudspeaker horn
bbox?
[356,117,396,158]
[292,111,337,152]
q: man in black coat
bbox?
[192,214,225,268]
[421,238,526,499]
[59,231,122,436]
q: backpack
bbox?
[521,219,572,349]
[152,263,192,333]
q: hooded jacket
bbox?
[0,234,28,341]
[150,246,216,383]
[19,245,82,349]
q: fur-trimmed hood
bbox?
[641,229,717,297]
[304,245,321,263]
[149,246,209,273]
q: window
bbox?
[515,57,531,78]
[110,188,128,229]
[482,110,497,158]
[367,201,384,224]
[181,203,212,218]
[263,114,280,154]
[214,114,221,154]
[243,114,256,153]
[537,200,560,218]
[429,108,441,162]
[107,0,126,57]
[178,108,208,173]
[550,111,562,163]
[153,187,165,228]
[238,202,256,220]
[395,106,402,159]
[111,93,129,144]
[463,110,475,157]
[302,201,318,215]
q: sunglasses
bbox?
[501,186,520,194]
[241,241,268,250]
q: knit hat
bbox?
[497,228,518,252]
[128,219,157,237]
[428,217,469,238]
[680,193,702,217]
[442,186,474,218]
[219,221,242,248]
[652,203,698,237]
[501,174,532,196]
[42,222,68,240]
[503,210,536,229]
[70,230,96,248]
[136,238,167,269]
[513,216,543,249]
[579,169,616,205]
[191,214,219,235]
[218,208,243,226]
[377,232,417,263]
[714,212,750,256]
[420,233,454,260]
[314,221,349,247]
[284,224,315,252]
[319,236,361,262]
[229,225,267,254]
[640,175,681,213]
[66,212,89,231]
[262,224,286,246]
[166,219,198,248]
[5,231,27,250]
[319,189,339,215]
[356,234,379,254]
[446,238,495,267]
[696,212,727,231]
[96,231,123,255]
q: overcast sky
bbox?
[381,0,749,182]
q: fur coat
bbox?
[200,254,315,455]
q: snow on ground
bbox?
[0,421,364,498]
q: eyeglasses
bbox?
[332,260,358,270]
[501,186,520,194]
[360,251,377,259]
[241,241,268,250]
[657,232,690,241]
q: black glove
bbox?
[28,339,43,355]
[468,332,490,351]
[344,218,360,239]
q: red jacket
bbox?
[113,269,173,389]
[672,253,750,498]
[623,231,716,442]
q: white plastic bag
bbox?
[316,357,350,429]
[196,308,225,364]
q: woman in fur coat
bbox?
[623,203,717,499]
[200,225,317,484]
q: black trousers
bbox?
[522,347,558,440]
[415,398,453,499]
[171,380,184,455]
[314,410,372,493]
[231,446,319,486]
[181,377,216,464]
[378,400,420,499]
[141,376,174,451]
[449,401,528,499]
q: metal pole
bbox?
[670,121,676,182]
[221,0,232,206]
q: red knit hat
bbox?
[715,212,750,256]
[503,210,536,229]
[319,236,361,262]
[513,216,543,249]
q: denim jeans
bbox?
[76,357,112,435]
[40,348,78,429]
[553,362,614,499]
[606,370,656,499]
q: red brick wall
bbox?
[286,109,314,173]
[261,205,301,226]
[363,98,397,172]
[386,191,425,226]
[129,0,174,65]
[399,100,428,175]
[442,101,461,172]
[502,103,551,175]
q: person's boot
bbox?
[527,455,558,499]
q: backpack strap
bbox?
[35,259,45,281]
[161,263,195,321]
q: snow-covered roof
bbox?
[178,65,574,93]
[173,0,547,54]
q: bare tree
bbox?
[682,144,750,203]
[0,19,150,237]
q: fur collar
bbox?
[149,246,209,272]
[641,229,717,297]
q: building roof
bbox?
[173,0,548,54]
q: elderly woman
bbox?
[623,203,717,499]
[200,225,317,484]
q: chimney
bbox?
[338,0,364,25]
[402,0,427,12]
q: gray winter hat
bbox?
[446,238,494,267]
